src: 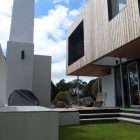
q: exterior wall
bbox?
[9,0,34,43]
[33,55,51,107]
[67,0,140,75]
[0,107,58,140]
[59,111,79,126]
[101,68,116,107]
[0,46,6,106]
[6,41,34,102]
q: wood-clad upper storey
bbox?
[66,0,140,77]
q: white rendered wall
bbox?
[59,111,79,126]
[0,46,6,106]
[101,68,116,107]
[0,106,58,140]
[6,41,34,101]
[33,55,51,107]
[9,0,34,43]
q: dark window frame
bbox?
[108,0,113,21]
[68,21,84,66]
[138,0,140,14]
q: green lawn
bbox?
[59,123,140,140]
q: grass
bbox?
[59,122,140,140]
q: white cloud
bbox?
[0,1,93,83]
[0,0,13,55]
[34,5,81,83]
[0,0,13,16]
[51,58,94,84]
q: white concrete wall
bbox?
[6,41,34,102]
[101,68,116,107]
[9,0,34,43]
[59,111,79,126]
[0,107,58,140]
[0,46,6,106]
[33,55,51,107]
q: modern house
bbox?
[67,0,140,108]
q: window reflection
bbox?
[119,0,127,11]
[108,0,127,20]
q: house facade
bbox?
[67,0,140,108]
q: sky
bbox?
[0,0,94,84]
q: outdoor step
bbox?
[78,108,140,125]
[119,112,140,118]
[79,113,119,119]
[119,112,140,120]
[79,108,120,114]
[80,117,118,124]
[80,113,119,116]
[120,108,140,114]
[118,117,140,124]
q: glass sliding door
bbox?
[128,62,140,106]
[114,64,130,108]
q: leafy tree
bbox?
[51,81,59,101]
[68,79,87,96]
[55,79,87,94]
[52,78,102,104]
[54,91,71,105]
[84,78,100,100]
[69,79,87,90]
[56,79,70,92]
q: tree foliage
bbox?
[83,78,101,100]
[51,78,101,103]
[55,79,87,93]
[54,91,71,105]
[51,81,59,101]
[56,79,70,92]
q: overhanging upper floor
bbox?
[66,0,140,77]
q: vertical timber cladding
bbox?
[67,0,140,75]
[108,0,140,57]
[68,21,84,66]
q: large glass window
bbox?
[68,21,84,66]
[108,0,127,20]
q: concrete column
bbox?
[6,41,34,101]
[6,0,35,102]
[9,0,35,43]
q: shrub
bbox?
[54,91,71,105]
